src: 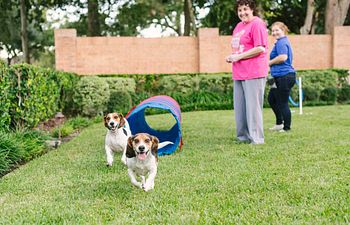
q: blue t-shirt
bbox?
[270,36,295,77]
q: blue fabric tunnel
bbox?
[125,95,183,156]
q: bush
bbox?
[53,71,81,116]
[130,92,152,106]
[303,87,320,102]
[73,77,110,117]
[104,77,136,93]
[7,65,60,129]
[0,62,12,130]
[158,75,199,94]
[298,70,338,92]
[107,90,132,114]
[337,85,350,103]
[52,125,75,138]
[0,130,48,175]
[66,116,92,130]
[320,87,337,103]
[198,74,232,94]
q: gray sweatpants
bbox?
[233,78,266,144]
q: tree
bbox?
[87,0,101,36]
[184,0,196,35]
[200,0,239,35]
[0,0,68,64]
[300,0,316,34]
[20,0,30,63]
[325,0,350,34]
[0,2,22,64]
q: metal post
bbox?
[299,77,303,115]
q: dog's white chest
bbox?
[105,131,129,152]
[128,158,156,176]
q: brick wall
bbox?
[55,27,350,75]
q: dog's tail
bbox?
[158,141,174,149]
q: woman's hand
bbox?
[225,54,241,63]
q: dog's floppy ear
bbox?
[126,136,136,158]
[150,135,159,159]
[104,114,109,128]
[118,113,125,128]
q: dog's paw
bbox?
[106,163,112,167]
[121,158,127,166]
[143,183,154,192]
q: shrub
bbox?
[104,77,136,93]
[7,65,60,129]
[0,62,12,130]
[52,125,75,138]
[158,75,199,94]
[0,130,48,175]
[66,116,92,130]
[332,68,350,87]
[53,71,81,116]
[130,92,152,106]
[298,70,338,92]
[303,86,320,102]
[320,87,337,103]
[198,74,232,94]
[73,77,110,117]
[337,85,350,103]
[14,130,49,161]
[107,90,132,114]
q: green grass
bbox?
[1,105,349,224]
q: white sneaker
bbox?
[269,124,284,131]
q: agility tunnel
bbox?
[125,95,183,156]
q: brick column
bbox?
[333,26,350,69]
[54,29,77,72]
[198,28,221,73]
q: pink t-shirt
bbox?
[231,17,268,80]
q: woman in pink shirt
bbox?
[226,0,268,144]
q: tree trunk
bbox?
[300,0,316,34]
[256,1,264,20]
[20,0,29,63]
[87,0,101,36]
[325,0,350,34]
[183,0,196,36]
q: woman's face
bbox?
[271,25,285,39]
[237,4,254,23]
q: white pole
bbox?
[299,77,303,115]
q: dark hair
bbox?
[235,0,256,14]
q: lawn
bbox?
[0,105,349,224]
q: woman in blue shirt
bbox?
[268,22,296,132]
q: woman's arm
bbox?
[226,46,265,63]
[269,54,288,66]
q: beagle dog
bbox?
[104,112,131,166]
[126,133,173,192]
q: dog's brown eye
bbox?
[134,139,139,144]
[145,139,150,143]
[114,116,118,119]
[106,117,110,120]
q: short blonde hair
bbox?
[271,22,290,34]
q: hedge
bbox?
[0,63,79,130]
[1,63,349,130]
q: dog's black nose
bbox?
[110,121,114,126]
[138,146,145,152]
